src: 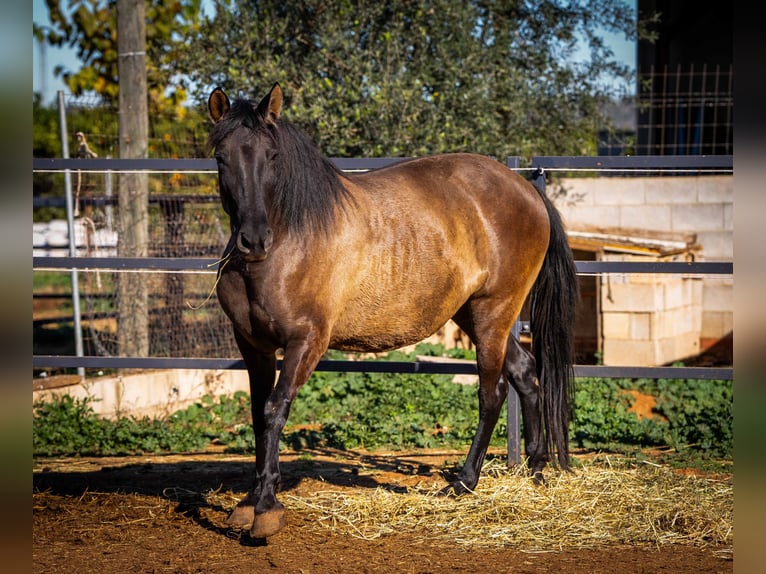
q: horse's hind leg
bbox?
[444,334,509,494]
[504,334,549,483]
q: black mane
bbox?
[208,98,351,234]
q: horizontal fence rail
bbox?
[32,256,733,276]
[32,355,732,381]
[33,157,409,172]
[528,155,733,171]
[33,155,734,174]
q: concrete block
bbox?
[658,310,678,338]
[553,179,596,206]
[630,272,664,285]
[644,177,699,205]
[657,332,700,365]
[663,280,686,309]
[602,282,663,313]
[697,177,733,203]
[701,311,733,340]
[603,339,658,366]
[673,306,695,336]
[723,203,733,230]
[703,283,734,312]
[692,279,704,307]
[619,205,672,231]
[630,314,651,340]
[701,311,723,340]
[696,231,733,259]
[671,204,725,232]
[723,311,733,334]
[593,179,646,205]
[602,312,631,339]
[562,205,622,229]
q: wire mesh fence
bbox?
[636,63,733,156]
[33,165,242,364]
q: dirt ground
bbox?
[32,448,732,574]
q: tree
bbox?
[34,0,202,115]
[179,0,655,159]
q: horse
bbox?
[207,83,578,539]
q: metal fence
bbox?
[636,64,734,157]
[32,154,734,463]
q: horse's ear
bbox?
[256,82,283,123]
[208,87,230,124]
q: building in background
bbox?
[635,0,733,156]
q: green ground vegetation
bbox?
[33,346,732,471]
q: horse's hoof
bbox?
[226,504,255,529]
[439,480,473,496]
[531,471,547,487]
[437,484,456,497]
[250,507,286,539]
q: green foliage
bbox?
[33,352,732,465]
[572,378,666,449]
[179,0,649,159]
[572,377,733,459]
[650,377,733,458]
[286,368,492,451]
[33,394,210,456]
[34,0,202,112]
[35,1,654,161]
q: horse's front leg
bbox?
[241,335,326,539]
[226,331,276,530]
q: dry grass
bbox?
[225,458,733,551]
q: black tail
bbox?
[529,189,578,469]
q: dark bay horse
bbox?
[207,83,578,539]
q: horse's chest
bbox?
[216,270,281,346]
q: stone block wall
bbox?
[599,253,704,366]
[552,175,732,365]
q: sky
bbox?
[33,0,636,106]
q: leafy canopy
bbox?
[35,0,654,158]
[180,0,649,158]
[34,0,203,116]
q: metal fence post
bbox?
[530,166,546,193]
[57,91,85,378]
[507,320,521,467]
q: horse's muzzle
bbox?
[235,226,273,261]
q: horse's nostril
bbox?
[236,231,253,253]
[236,227,272,257]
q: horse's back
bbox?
[355,154,546,230]
[352,153,550,277]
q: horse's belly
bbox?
[329,285,466,352]
[330,323,443,353]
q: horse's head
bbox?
[208,83,283,262]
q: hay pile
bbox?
[272,458,731,551]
